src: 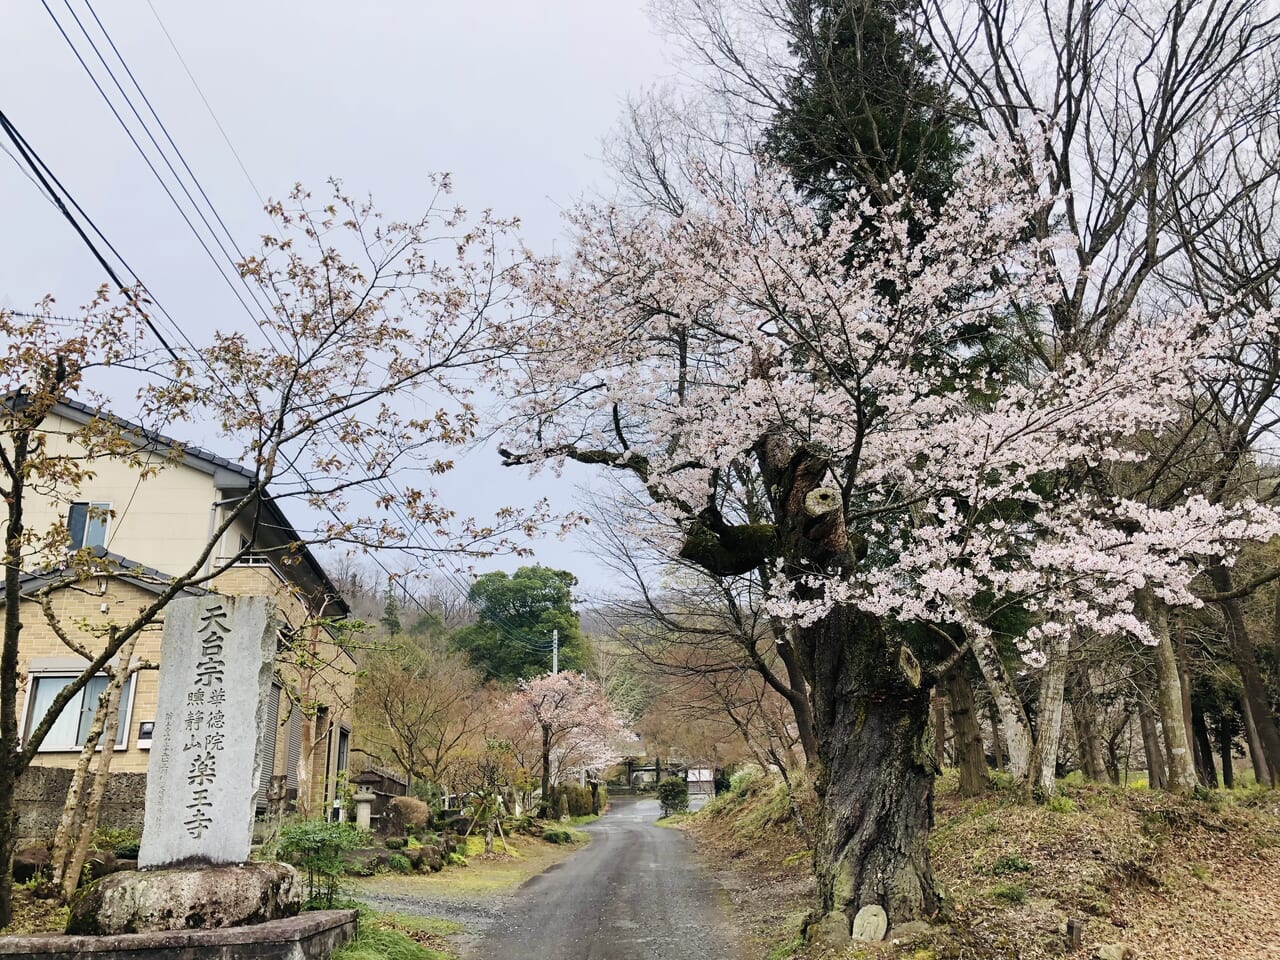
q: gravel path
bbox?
[367,798,745,960]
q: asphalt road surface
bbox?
[463,797,744,960]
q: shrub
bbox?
[387,854,413,874]
[384,837,407,850]
[542,828,574,844]
[992,854,1032,876]
[92,826,141,858]
[728,765,765,796]
[1046,795,1078,813]
[657,777,689,817]
[384,797,432,836]
[279,820,366,908]
[990,882,1027,904]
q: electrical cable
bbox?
[33,5,557,663]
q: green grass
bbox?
[332,911,454,960]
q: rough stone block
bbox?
[66,862,301,935]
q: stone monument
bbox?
[69,595,304,935]
[138,595,277,867]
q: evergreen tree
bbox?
[451,566,587,682]
[763,0,966,216]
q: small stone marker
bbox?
[852,904,889,942]
[138,595,278,869]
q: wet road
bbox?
[463,798,744,960]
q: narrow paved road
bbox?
[464,798,743,960]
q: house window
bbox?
[67,502,111,550]
[25,674,133,751]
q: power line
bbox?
[40,0,283,353]
[0,107,180,361]
[34,6,555,664]
[143,0,265,205]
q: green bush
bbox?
[542,828,574,844]
[384,837,407,850]
[387,854,413,874]
[657,777,689,817]
[1046,794,1078,813]
[92,826,141,858]
[279,820,367,908]
[990,881,1027,904]
[728,765,765,796]
[992,854,1032,876]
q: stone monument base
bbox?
[67,862,301,936]
[0,909,354,960]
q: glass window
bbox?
[67,502,111,550]
[25,674,132,750]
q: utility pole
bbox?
[552,628,559,675]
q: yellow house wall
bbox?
[19,412,219,577]
[18,566,356,807]
[11,409,356,815]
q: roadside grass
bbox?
[355,831,588,899]
[332,907,457,960]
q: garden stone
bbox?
[12,846,49,884]
[806,911,852,951]
[67,862,301,935]
[1096,945,1136,960]
[852,904,889,942]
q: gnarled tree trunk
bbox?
[798,607,939,943]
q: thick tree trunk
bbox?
[1208,566,1280,786]
[1240,693,1271,786]
[971,630,1036,786]
[1190,699,1217,790]
[1138,700,1168,790]
[1218,720,1235,789]
[1033,631,1071,796]
[987,701,1004,772]
[1140,591,1197,793]
[946,668,988,796]
[1069,668,1108,783]
[798,608,939,942]
[539,723,552,818]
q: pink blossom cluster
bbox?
[496,145,1280,664]
[503,672,636,781]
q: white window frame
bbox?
[20,669,138,753]
[67,500,112,550]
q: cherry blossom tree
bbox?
[492,146,1280,934]
[503,671,633,815]
[0,180,529,925]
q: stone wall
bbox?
[15,766,146,846]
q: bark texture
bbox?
[1209,565,1280,786]
[946,667,988,796]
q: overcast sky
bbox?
[1,2,679,600]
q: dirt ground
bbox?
[677,772,1280,960]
